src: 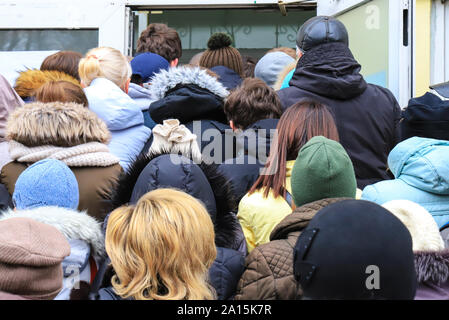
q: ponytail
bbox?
[79,47,132,89]
[78,54,104,86]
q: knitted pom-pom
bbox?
[207,33,233,50]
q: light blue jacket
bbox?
[362,137,449,228]
[84,78,151,171]
[127,83,157,129]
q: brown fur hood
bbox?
[6,101,110,147]
[14,69,80,99]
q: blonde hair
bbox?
[105,188,217,300]
[78,47,132,88]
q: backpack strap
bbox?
[284,189,296,210]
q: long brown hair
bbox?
[34,80,88,107]
[40,51,83,81]
[249,100,339,199]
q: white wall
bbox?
[0,0,127,52]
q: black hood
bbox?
[130,154,218,222]
[148,66,229,124]
[235,118,279,160]
[290,42,367,100]
[108,151,241,249]
[210,66,243,91]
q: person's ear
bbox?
[170,58,179,67]
[230,120,237,132]
[122,78,131,94]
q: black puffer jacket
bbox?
[210,247,245,300]
[277,42,401,189]
[147,66,234,163]
[210,66,243,91]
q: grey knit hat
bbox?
[254,52,295,88]
[0,217,71,300]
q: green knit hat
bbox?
[291,136,357,207]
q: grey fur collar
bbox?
[0,206,105,260]
[148,66,229,101]
[415,250,449,284]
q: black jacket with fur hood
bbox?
[145,66,235,163]
[106,151,245,252]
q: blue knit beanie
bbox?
[13,159,79,210]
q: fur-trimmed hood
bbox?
[415,250,449,285]
[148,66,229,101]
[273,60,297,91]
[6,101,110,147]
[148,66,229,125]
[107,151,240,249]
[0,206,105,260]
[14,69,80,99]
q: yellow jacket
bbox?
[237,161,295,253]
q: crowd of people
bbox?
[0,15,448,300]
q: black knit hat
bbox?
[296,16,349,52]
[199,33,244,77]
[401,91,449,141]
[293,200,417,300]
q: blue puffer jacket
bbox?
[209,247,245,300]
[84,78,152,172]
[362,137,449,228]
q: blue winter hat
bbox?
[13,159,79,210]
[130,52,170,83]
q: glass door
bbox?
[130,6,317,64]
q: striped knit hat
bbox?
[199,33,243,77]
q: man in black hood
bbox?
[277,16,401,189]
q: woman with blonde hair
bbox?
[99,188,217,300]
[79,47,151,172]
